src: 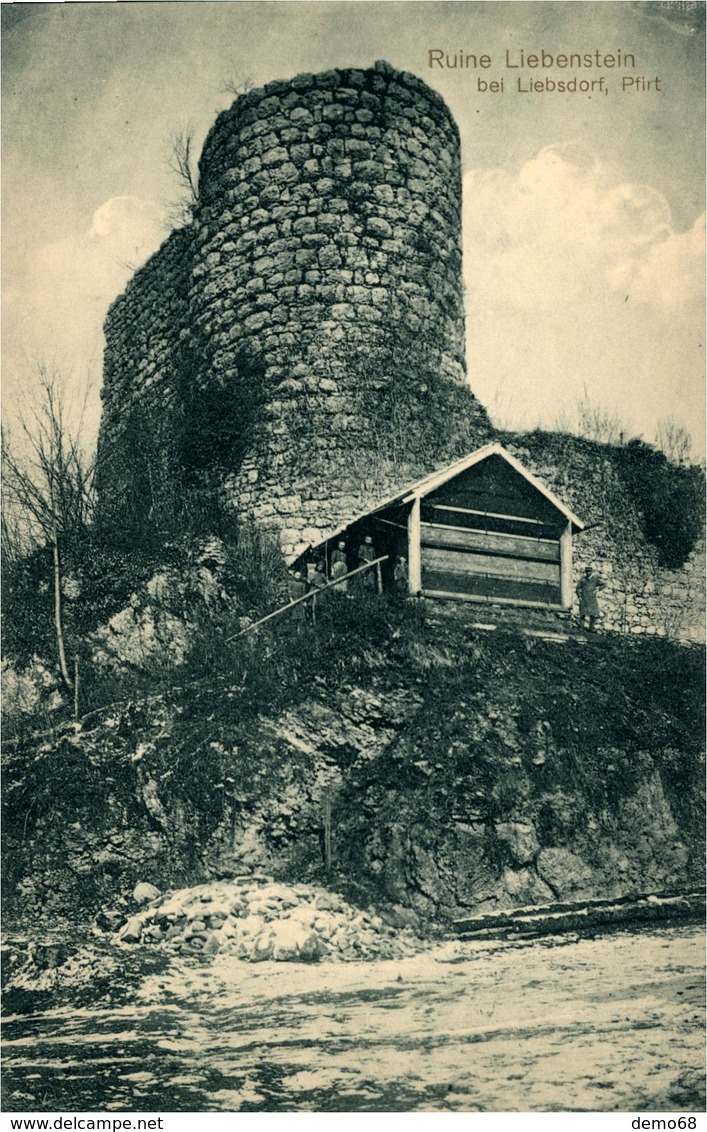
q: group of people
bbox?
[288,534,410,609]
[289,537,605,631]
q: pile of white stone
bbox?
[117,878,426,963]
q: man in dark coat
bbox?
[576,566,604,632]
[287,570,307,626]
[288,570,307,601]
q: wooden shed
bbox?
[405,444,584,608]
[300,443,585,611]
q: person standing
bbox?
[288,570,307,601]
[287,569,308,626]
[393,554,408,596]
[357,534,376,592]
[330,540,349,592]
[312,561,327,585]
[310,560,328,616]
[576,566,604,632]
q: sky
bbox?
[3,0,705,456]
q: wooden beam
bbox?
[420,523,560,562]
[422,520,558,546]
[322,788,332,875]
[560,520,573,609]
[408,496,421,594]
[423,590,566,612]
[421,546,560,585]
[225,555,389,641]
[430,504,546,526]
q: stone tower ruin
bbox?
[97,61,491,558]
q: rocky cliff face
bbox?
[4,601,703,930]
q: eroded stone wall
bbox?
[503,432,705,644]
[96,63,702,642]
[97,61,491,554]
[97,228,192,522]
[194,59,467,382]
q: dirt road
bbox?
[3,925,704,1111]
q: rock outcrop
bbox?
[114,878,426,963]
[4,609,703,929]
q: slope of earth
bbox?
[2,595,704,929]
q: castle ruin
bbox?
[97,60,490,559]
[96,61,704,642]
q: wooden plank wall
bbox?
[419,519,563,606]
[422,572,563,606]
[421,523,560,562]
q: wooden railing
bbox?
[225,555,390,642]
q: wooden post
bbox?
[51,524,73,692]
[231,798,238,851]
[560,521,573,609]
[322,787,332,875]
[73,655,80,721]
[408,496,421,594]
[376,560,383,594]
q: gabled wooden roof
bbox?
[301,442,584,557]
[400,443,585,531]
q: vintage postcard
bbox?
[2,0,705,1122]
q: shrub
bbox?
[174,341,267,484]
[612,440,704,568]
[499,427,704,569]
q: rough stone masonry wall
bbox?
[96,62,702,642]
[97,61,491,555]
[503,432,705,644]
[97,227,193,520]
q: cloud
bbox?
[3,195,165,439]
[464,144,702,309]
[462,144,705,451]
[88,195,163,246]
[609,211,705,305]
[5,195,164,369]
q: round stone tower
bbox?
[98,62,490,558]
[194,60,467,383]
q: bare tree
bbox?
[575,386,632,446]
[1,497,33,575]
[656,417,693,465]
[2,366,95,690]
[166,125,199,227]
[222,70,255,97]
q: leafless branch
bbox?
[2,365,96,689]
[3,366,95,545]
[656,417,693,465]
[222,71,255,97]
[575,386,632,446]
[166,125,199,227]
